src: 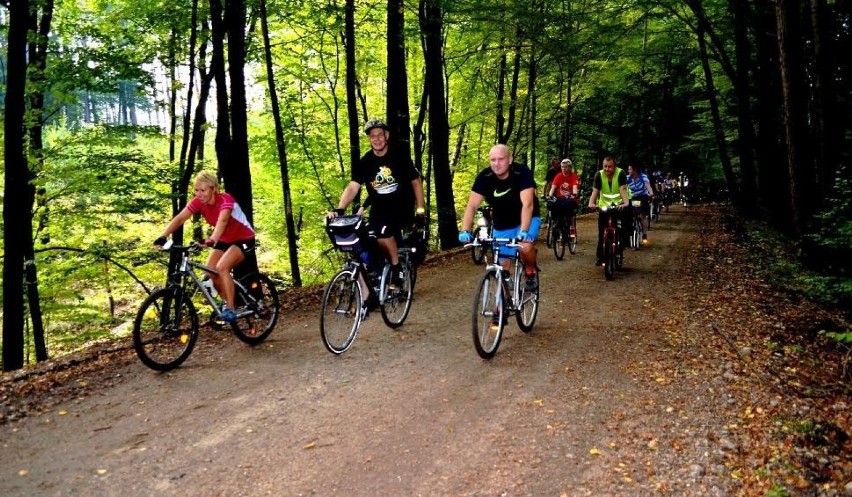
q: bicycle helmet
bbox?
[363,118,389,135]
[560,158,573,167]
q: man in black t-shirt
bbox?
[458,144,541,291]
[328,118,425,292]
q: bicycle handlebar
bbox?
[156,239,205,254]
[464,237,522,249]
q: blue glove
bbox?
[517,230,532,242]
[458,231,473,243]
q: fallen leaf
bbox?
[589,448,601,456]
[303,441,317,449]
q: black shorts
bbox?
[368,216,407,239]
[213,238,256,255]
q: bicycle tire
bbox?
[320,269,363,354]
[516,269,539,333]
[133,287,199,371]
[231,273,280,345]
[545,217,556,248]
[472,270,504,359]
[553,221,566,260]
[568,216,577,254]
[604,232,616,281]
[471,244,486,264]
[381,262,414,328]
[632,219,642,250]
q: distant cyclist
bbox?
[626,161,654,244]
[541,157,561,198]
[547,158,580,226]
[153,171,255,322]
[587,156,630,266]
[458,144,540,291]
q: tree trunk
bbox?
[696,23,739,208]
[222,0,254,224]
[808,0,836,201]
[420,0,457,250]
[753,2,785,223]
[209,0,234,193]
[23,0,55,363]
[727,0,756,210]
[387,0,412,153]
[496,38,522,145]
[344,0,362,176]
[774,0,803,230]
[260,0,302,287]
[3,0,31,371]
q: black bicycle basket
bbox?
[326,215,372,253]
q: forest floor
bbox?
[1,204,850,497]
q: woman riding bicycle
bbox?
[153,170,255,323]
[626,161,655,245]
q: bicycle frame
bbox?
[164,241,261,319]
[468,237,524,310]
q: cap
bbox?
[560,158,573,166]
[363,118,389,135]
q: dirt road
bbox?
[0,206,825,496]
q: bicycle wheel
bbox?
[472,270,505,359]
[471,243,486,264]
[553,220,566,260]
[381,262,413,328]
[232,273,280,345]
[545,215,556,248]
[632,219,642,250]
[604,232,616,281]
[568,216,578,254]
[133,287,199,371]
[516,267,539,333]
[320,269,363,354]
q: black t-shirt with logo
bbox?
[352,145,420,222]
[471,162,540,230]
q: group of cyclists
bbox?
[149,116,679,328]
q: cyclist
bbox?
[547,158,580,233]
[327,118,426,307]
[587,156,630,266]
[153,170,255,322]
[541,157,561,198]
[458,144,541,291]
[626,161,654,244]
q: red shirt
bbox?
[552,171,579,199]
[187,192,255,243]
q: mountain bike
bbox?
[465,237,539,359]
[133,241,280,371]
[599,203,625,281]
[470,205,492,264]
[545,196,578,260]
[629,199,644,251]
[320,215,419,354]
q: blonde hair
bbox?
[194,171,219,191]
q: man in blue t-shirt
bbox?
[458,144,541,291]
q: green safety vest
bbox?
[598,168,625,207]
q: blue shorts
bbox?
[492,217,541,260]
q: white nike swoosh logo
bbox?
[494,188,512,197]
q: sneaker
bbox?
[219,307,237,323]
[524,273,538,292]
[360,303,370,321]
[390,265,404,289]
[595,257,603,266]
